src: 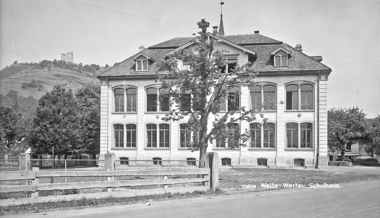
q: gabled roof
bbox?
[134,53,155,61]
[270,48,292,56]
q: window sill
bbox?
[112,112,137,114]
[111,147,137,150]
[145,112,170,114]
[285,148,314,151]
[212,148,241,150]
[261,110,277,113]
[145,148,170,150]
[285,110,315,112]
[248,148,276,151]
[178,148,192,150]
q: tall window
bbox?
[228,123,240,148]
[286,85,298,110]
[126,88,137,112]
[250,123,275,148]
[114,124,124,147]
[228,87,239,111]
[159,124,170,148]
[136,57,148,71]
[126,124,136,147]
[301,85,313,110]
[147,88,157,111]
[263,123,275,148]
[146,124,170,148]
[181,94,191,111]
[301,123,313,148]
[114,88,124,112]
[147,124,157,147]
[274,51,288,67]
[250,84,277,110]
[286,83,313,110]
[250,85,262,110]
[180,124,191,147]
[286,123,298,148]
[159,88,169,111]
[250,123,261,148]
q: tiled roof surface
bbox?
[99,34,330,78]
[245,43,330,72]
[98,49,172,77]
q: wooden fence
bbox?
[0,167,210,206]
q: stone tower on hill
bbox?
[61,52,73,63]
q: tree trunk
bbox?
[199,143,208,168]
[341,150,345,161]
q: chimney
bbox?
[139,45,145,51]
[295,44,302,52]
[212,26,218,35]
[254,31,259,34]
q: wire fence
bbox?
[0,158,19,171]
[30,159,102,170]
[114,159,204,170]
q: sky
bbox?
[1,0,379,118]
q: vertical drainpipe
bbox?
[106,78,110,153]
[315,72,320,169]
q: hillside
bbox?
[0,64,100,99]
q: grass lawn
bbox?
[1,166,380,215]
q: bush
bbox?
[21,83,28,89]
[328,161,352,166]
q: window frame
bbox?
[114,124,124,148]
[113,86,137,113]
[273,50,289,67]
[179,123,192,148]
[135,57,149,71]
[146,123,170,149]
[257,158,268,166]
[220,86,240,112]
[146,86,170,112]
[250,123,276,149]
[286,122,314,149]
[120,157,129,165]
[112,123,137,149]
[250,83,277,111]
[285,83,314,111]
[125,124,137,148]
[221,158,231,166]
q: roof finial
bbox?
[219,0,225,36]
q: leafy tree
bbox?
[13,61,18,65]
[75,84,100,157]
[328,107,367,160]
[364,115,380,157]
[30,85,79,156]
[0,107,23,148]
[160,19,262,167]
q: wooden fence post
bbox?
[105,153,115,192]
[19,153,30,171]
[206,152,219,191]
[31,167,39,198]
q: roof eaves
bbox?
[270,48,292,55]
[210,33,256,55]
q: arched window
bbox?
[114,124,124,147]
[250,84,276,110]
[147,88,157,111]
[257,158,267,166]
[263,123,275,148]
[221,158,231,166]
[126,88,137,112]
[286,83,313,110]
[294,158,305,167]
[136,56,148,71]
[274,50,288,67]
[187,158,196,166]
[286,123,298,148]
[228,123,240,148]
[126,124,136,147]
[301,123,313,148]
[114,88,124,112]
[153,157,162,165]
[120,157,129,165]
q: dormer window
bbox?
[271,48,291,67]
[135,55,149,71]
